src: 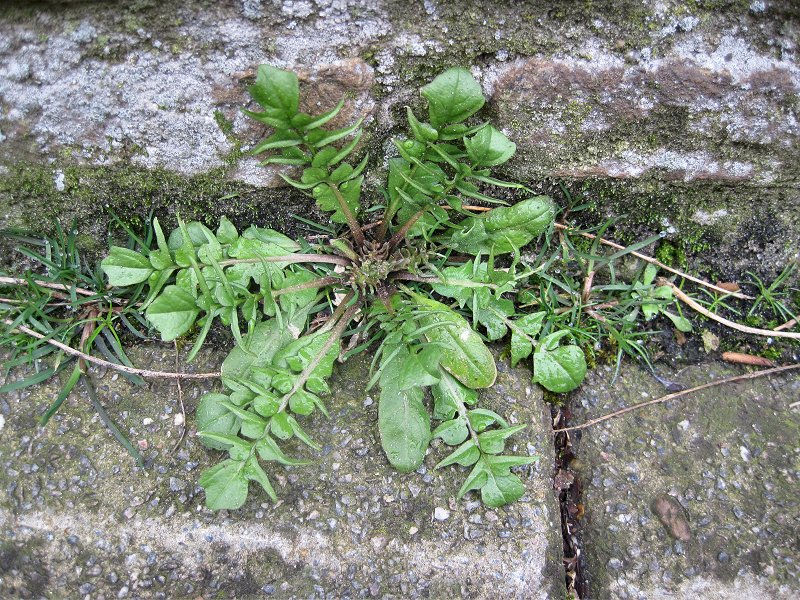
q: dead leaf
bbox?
[721,352,774,367]
[650,494,691,541]
[715,281,741,294]
[553,469,575,491]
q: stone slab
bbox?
[569,362,800,599]
[0,347,564,599]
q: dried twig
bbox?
[775,318,798,332]
[554,363,800,433]
[4,321,220,379]
[661,279,800,340]
[0,275,100,297]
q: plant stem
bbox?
[387,207,429,251]
[271,276,344,297]
[217,253,350,267]
[277,299,361,414]
[0,275,100,298]
[328,181,366,247]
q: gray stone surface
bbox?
[569,362,800,599]
[0,348,564,598]
[0,0,799,275]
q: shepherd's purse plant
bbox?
[99,66,589,509]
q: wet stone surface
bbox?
[570,362,800,600]
[0,347,564,599]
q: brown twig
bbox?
[4,320,220,379]
[0,275,100,297]
[661,279,800,340]
[775,318,798,332]
[553,363,800,433]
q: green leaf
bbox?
[432,370,477,421]
[221,307,310,391]
[434,439,481,468]
[509,312,545,367]
[255,435,310,466]
[480,470,526,507]
[420,68,485,129]
[477,424,526,454]
[312,176,362,224]
[413,295,497,389]
[248,65,299,123]
[533,336,587,393]
[197,393,240,449]
[101,246,153,286]
[144,285,200,341]
[432,417,469,446]
[216,216,239,245]
[199,459,249,510]
[663,310,693,332]
[244,456,278,501]
[465,125,516,167]
[467,408,508,432]
[406,106,438,142]
[378,344,431,472]
[198,432,252,461]
[448,197,555,255]
[270,411,293,440]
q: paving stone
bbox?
[570,362,800,599]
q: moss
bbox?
[655,241,687,268]
[0,162,314,264]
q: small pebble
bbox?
[434,507,450,521]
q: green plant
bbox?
[99,66,588,509]
[0,218,155,465]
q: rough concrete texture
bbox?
[0,348,564,599]
[569,362,800,599]
[1,0,799,276]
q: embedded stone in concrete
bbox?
[569,362,800,599]
[0,347,564,598]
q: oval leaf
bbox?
[144,285,200,341]
[101,246,153,286]
[414,296,497,389]
[533,344,587,393]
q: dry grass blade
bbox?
[0,275,101,298]
[661,279,800,340]
[552,223,752,300]
[4,320,220,379]
[553,363,800,433]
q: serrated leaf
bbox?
[420,68,485,129]
[434,439,480,469]
[255,436,310,466]
[432,417,470,446]
[102,246,153,286]
[449,196,554,255]
[199,459,249,510]
[432,370,477,421]
[477,424,526,454]
[312,176,362,224]
[144,285,199,341]
[244,456,277,502]
[467,408,509,432]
